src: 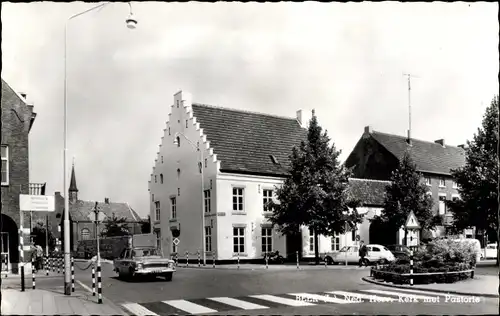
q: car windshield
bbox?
[134,248,159,257]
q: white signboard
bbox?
[19,194,55,212]
[173,238,180,246]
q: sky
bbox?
[2,2,498,218]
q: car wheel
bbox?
[326,256,334,265]
[163,272,173,282]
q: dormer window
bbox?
[176,137,181,147]
[270,155,279,164]
[439,178,446,187]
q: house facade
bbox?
[56,164,143,252]
[149,91,388,262]
[345,126,469,243]
[1,79,37,273]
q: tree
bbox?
[101,214,131,238]
[446,96,499,266]
[269,114,363,264]
[141,215,151,234]
[31,220,56,251]
[378,152,439,242]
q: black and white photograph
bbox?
[1,1,498,315]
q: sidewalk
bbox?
[177,263,370,270]
[1,283,126,315]
[362,274,499,298]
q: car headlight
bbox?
[137,263,143,270]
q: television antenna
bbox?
[403,73,420,139]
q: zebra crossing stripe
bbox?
[208,297,269,310]
[289,293,359,304]
[122,302,159,316]
[249,294,315,307]
[362,289,436,300]
[327,291,396,302]
[390,288,464,297]
[162,299,218,314]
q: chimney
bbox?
[407,130,412,145]
[434,139,445,147]
[105,198,109,204]
[364,126,373,134]
[296,109,312,128]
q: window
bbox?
[160,174,164,184]
[204,158,207,168]
[155,175,157,183]
[177,168,181,179]
[452,181,458,189]
[186,120,188,128]
[331,233,340,251]
[262,228,273,253]
[168,127,171,135]
[176,100,179,108]
[371,246,381,252]
[263,189,273,212]
[176,137,180,147]
[170,197,176,219]
[439,178,446,187]
[205,227,212,252]
[155,201,161,221]
[204,190,211,213]
[152,194,154,202]
[81,228,90,240]
[233,227,245,253]
[1,145,8,185]
[452,196,459,202]
[232,188,244,211]
[438,195,446,215]
[161,156,164,163]
[424,176,431,186]
[155,230,161,250]
[309,227,315,252]
[177,188,180,196]
[351,229,355,241]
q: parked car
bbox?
[386,244,411,259]
[484,243,498,259]
[326,244,395,265]
[113,246,176,281]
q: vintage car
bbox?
[113,246,176,281]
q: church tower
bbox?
[69,161,78,203]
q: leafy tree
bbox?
[101,214,131,238]
[141,215,151,234]
[269,114,363,264]
[31,220,56,251]
[378,152,439,242]
[446,96,499,265]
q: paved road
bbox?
[67,263,498,315]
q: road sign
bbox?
[173,238,180,246]
[19,194,55,212]
[88,211,107,223]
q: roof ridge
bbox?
[191,103,301,123]
[349,177,392,184]
[372,131,464,149]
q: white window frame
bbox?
[81,228,90,240]
[204,190,211,213]
[439,177,446,188]
[424,176,431,186]
[233,227,245,254]
[232,187,244,212]
[438,194,447,215]
[205,226,212,253]
[331,233,340,251]
[170,197,177,219]
[309,227,315,252]
[452,181,458,189]
[261,227,273,254]
[154,201,161,221]
[1,145,9,186]
[263,189,273,212]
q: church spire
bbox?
[69,159,78,203]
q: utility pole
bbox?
[403,73,420,140]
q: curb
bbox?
[361,277,499,298]
[76,280,127,315]
[74,259,113,264]
[176,265,369,271]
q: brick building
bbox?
[1,78,37,273]
[345,126,468,243]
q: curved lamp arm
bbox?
[174,132,200,151]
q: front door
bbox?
[1,232,9,272]
[286,231,303,260]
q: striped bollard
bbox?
[45,256,49,276]
[175,254,178,267]
[237,252,240,269]
[324,253,327,268]
[198,250,201,267]
[410,249,414,286]
[91,264,96,296]
[32,255,36,290]
[296,251,299,269]
[265,253,269,269]
[19,227,25,292]
[71,257,75,292]
[97,261,102,304]
[57,255,60,274]
[51,256,55,272]
[186,251,189,267]
[212,251,216,268]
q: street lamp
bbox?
[173,132,206,266]
[62,1,137,296]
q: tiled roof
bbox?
[371,131,466,175]
[191,103,308,176]
[347,178,391,207]
[68,200,141,222]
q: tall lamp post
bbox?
[62,2,137,295]
[173,132,206,266]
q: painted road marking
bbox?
[327,291,396,302]
[162,299,218,314]
[289,292,359,304]
[362,289,436,301]
[122,303,159,316]
[208,297,269,310]
[249,294,315,307]
[392,288,464,298]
